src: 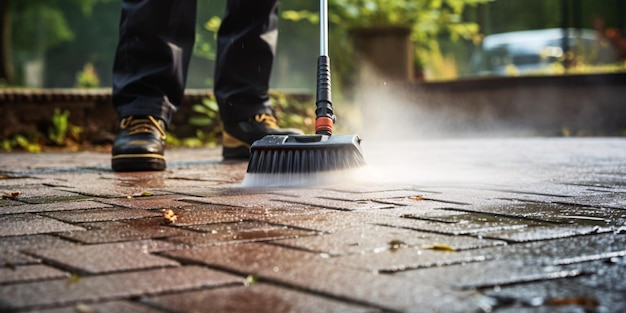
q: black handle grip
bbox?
[315,55,335,126]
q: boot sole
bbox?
[112,155,166,172]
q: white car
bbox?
[469,28,616,76]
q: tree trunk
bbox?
[0,0,14,85]
[349,26,414,83]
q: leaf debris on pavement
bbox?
[162,209,178,224]
[244,274,259,286]
[2,192,20,200]
[422,243,456,251]
[388,239,408,252]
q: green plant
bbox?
[49,108,69,145]
[284,0,490,82]
[269,91,315,132]
[183,93,315,146]
[1,134,42,153]
[328,0,419,27]
[75,62,100,88]
[48,108,82,146]
[194,16,221,61]
[189,97,221,142]
[193,15,222,86]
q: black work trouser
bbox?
[112,0,279,126]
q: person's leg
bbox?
[113,0,196,123]
[111,0,196,171]
[214,0,278,123]
[214,0,302,160]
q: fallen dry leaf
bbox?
[388,240,408,252]
[75,303,96,313]
[2,192,20,200]
[546,297,599,308]
[67,274,81,284]
[422,243,456,251]
[244,274,259,286]
[162,209,178,224]
[409,196,424,201]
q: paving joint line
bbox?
[155,249,399,313]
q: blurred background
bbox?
[1,0,624,89]
[1,0,625,151]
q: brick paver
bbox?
[144,283,377,313]
[0,138,624,312]
[0,266,240,310]
[0,264,68,285]
[0,214,84,237]
[0,200,112,215]
[28,241,180,274]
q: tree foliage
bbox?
[2,0,624,88]
[1,0,112,85]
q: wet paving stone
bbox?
[557,259,626,296]
[168,220,318,247]
[0,198,22,207]
[273,224,505,256]
[257,210,378,233]
[1,140,625,312]
[278,187,431,202]
[396,258,583,290]
[565,180,626,194]
[482,224,611,243]
[386,187,512,206]
[0,266,241,311]
[0,152,109,172]
[323,184,417,193]
[366,196,467,210]
[0,250,40,266]
[0,235,77,266]
[0,185,87,204]
[176,193,303,209]
[164,185,259,198]
[556,192,626,210]
[27,240,181,274]
[446,233,626,268]
[95,194,195,210]
[478,274,626,313]
[165,203,319,227]
[274,196,395,211]
[488,183,600,198]
[0,175,39,184]
[162,243,480,312]
[330,246,492,273]
[0,200,112,215]
[450,202,626,227]
[51,173,176,198]
[0,177,71,189]
[376,209,545,236]
[144,283,378,313]
[58,218,198,244]
[0,264,68,285]
[23,300,165,313]
[158,204,264,225]
[387,233,626,293]
[0,214,84,237]
[42,207,161,223]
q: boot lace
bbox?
[120,116,166,138]
[254,114,279,129]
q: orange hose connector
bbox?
[315,116,334,134]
